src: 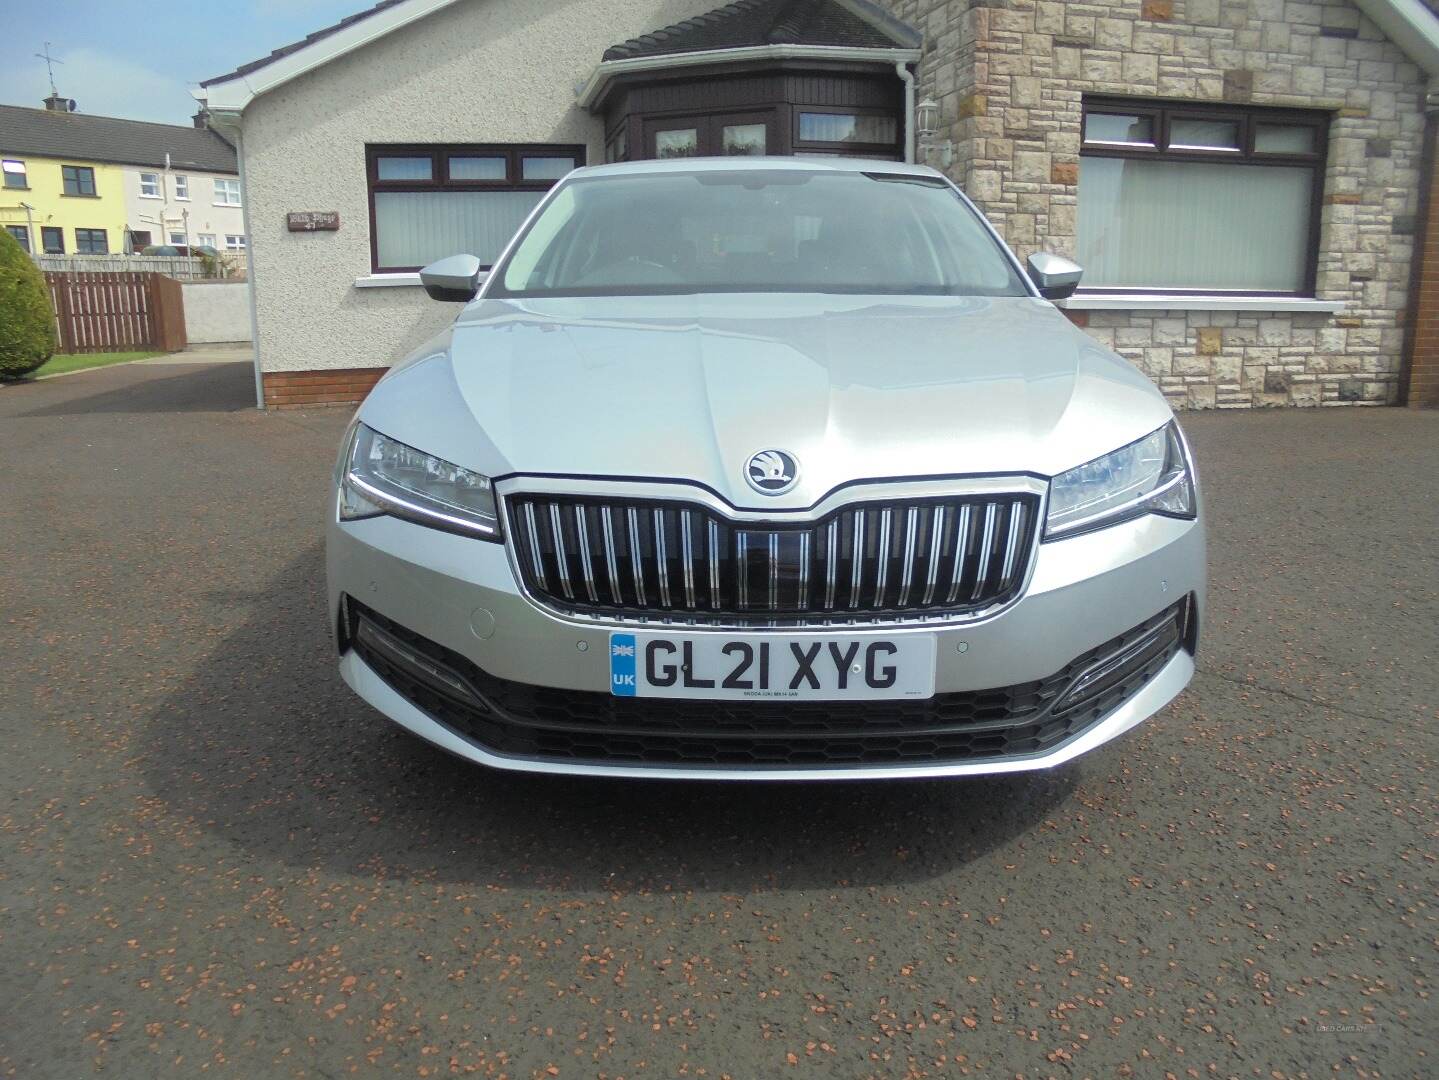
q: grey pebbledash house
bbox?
[193,0,1439,410]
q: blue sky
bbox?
[2,1,371,125]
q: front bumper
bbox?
[327,503,1204,780]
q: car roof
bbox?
[571,156,943,180]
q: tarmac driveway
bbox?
[1,358,1435,1077]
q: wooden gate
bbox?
[43,271,187,354]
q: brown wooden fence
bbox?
[43,271,187,354]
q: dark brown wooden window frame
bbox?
[61,164,97,197]
[74,227,108,254]
[604,122,628,164]
[41,225,64,254]
[791,104,902,160]
[1079,96,1330,298]
[364,143,586,273]
[2,159,27,189]
[4,224,30,253]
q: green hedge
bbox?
[0,228,57,379]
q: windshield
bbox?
[490,168,1029,298]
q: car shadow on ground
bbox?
[142,543,1079,893]
[14,362,254,417]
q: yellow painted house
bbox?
[0,155,128,255]
[0,97,237,257]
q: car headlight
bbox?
[1045,421,1195,539]
[339,423,502,541]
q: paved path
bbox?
[1,359,1434,1077]
[133,345,253,366]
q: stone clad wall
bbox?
[880,0,1428,408]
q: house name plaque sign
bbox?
[287,211,340,232]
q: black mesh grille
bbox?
[505,492,1041,624]
[346,598,1187,770]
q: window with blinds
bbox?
[365,144,585,274]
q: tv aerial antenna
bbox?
[36,42,64,97]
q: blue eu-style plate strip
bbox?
[610,633,637,696]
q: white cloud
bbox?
[0,47,198,125]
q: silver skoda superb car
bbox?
[328,157,1204,781]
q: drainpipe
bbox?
[21,201,36,261]
[231,125,264,410]
[896,62,916,164]
[1402,88,1439,407]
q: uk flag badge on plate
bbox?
[609,633,638,696]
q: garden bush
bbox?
[0,228,57,379]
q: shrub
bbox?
[0,228,57,379]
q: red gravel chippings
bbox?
[0,359,1434,1078]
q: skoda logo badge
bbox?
[745,449,799,496]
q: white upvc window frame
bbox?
[139,171,161,199]
[224,233,247,252]
[214,177,241,206]
[174,174,190,200]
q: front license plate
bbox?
[609,632,936,701]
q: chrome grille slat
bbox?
[653,508,672,608]
[971,502,999,602]
[522,502,546,590]
[946,504,972,604]
[626,507,646,606]
[767,532,779,611]
[707,520,721,609]
[508,492,1037,624]
[873,508,893,608]
[680,510,697,609]
[999,502,1024,591]
[922,505,945,606]
[849,510,866,610]
[736,532,749,609]
[797,531,811,610]
[897,506,920,607]
[823,522,838,611]
[573,505,600,603]
[600,506,622,603]
[548,502,574,600]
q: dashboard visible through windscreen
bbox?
[491,168,1029,298]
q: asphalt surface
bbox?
[1,359,1434,1078]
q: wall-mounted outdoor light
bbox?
[916,97,954,168]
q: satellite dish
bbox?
[67,99,76,112]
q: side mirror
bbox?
[419,253,483,303]
[1026,252,1084,301]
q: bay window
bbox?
[1077,98,1328,296]
[365,144,583,273]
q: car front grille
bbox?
[344,598,1189,770]
[505,491,1041,625]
